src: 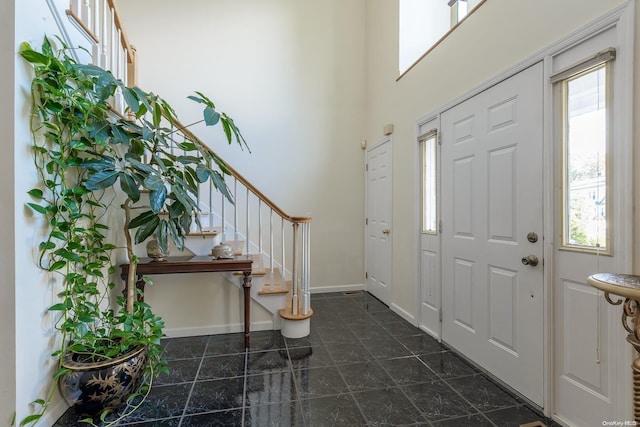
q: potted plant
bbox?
[18,37,246,425]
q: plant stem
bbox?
[123,198,137,315]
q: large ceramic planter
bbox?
[58,345,148,416]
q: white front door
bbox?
[441,62,544,405]
[366,138,392,305]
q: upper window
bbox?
[555,50,614,253]
[399,0,485,76]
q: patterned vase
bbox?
[58,345,148,416]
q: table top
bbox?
[120,255,253,278]
[587,273,640,299]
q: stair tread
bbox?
[222,240,245,256]
[258,269,291,295]
[279,305,313,321]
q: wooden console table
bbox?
[120,255,253,348]
[587,273,640,421]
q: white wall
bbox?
[117,0,367,303]
[365,0,634,320]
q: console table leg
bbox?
[243,272,252,348]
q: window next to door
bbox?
[421,130,438,234]
[555,49,614,254]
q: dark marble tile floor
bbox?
[55,292,558,426]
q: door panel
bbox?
[441,62,544,405]
[366,139,392,305]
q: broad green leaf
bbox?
[120,173,140,202]
[20,49,50,66]
[28,188,43,199]
[85,170,119,190]
[143,173,164,191]
[78,158,114,171]
[49,260,66,271]
[149,186,167,213]
[128,157,157,174]
[134,216,159,244]
[203,106,220,126]
[195,164,210,182]
[129,210,156,229]
[122,87,140,113]
[73,63,107,76]
[111,123,131,145]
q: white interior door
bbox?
[441,62,544,405]
[366,139,392,305]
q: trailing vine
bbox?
[18,36,246,425]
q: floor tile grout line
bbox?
[241,348,248,426]
[175,343,208,427]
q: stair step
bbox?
[188,225,221,238]
[233,254,266,276]
[258,268,291,295]
[222,240,244,256]
[279,299,313,320]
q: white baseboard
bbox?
[163,320,274,338]
[391,303,417,326]
[37,396,68,427]
[310,284,365,294]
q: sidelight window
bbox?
[421,130,438,234]
[555,50,614,253]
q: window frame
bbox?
[420,130,438,234]
[556,57,614,255]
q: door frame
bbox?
[414,2,633,418]
[365,137,393,305]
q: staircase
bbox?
[64,0,313,338]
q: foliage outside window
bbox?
[421,131,438,233]
[560,64,611,253]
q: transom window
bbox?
[398,0,485,76]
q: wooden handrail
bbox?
[66,0,134,64]
[176,122,312,224]
[107,0,135,64]
[108,105,310,224]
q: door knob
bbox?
[521,255,539,267]
[382,229,390,235]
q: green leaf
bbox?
[73,63,107,76]
[153,102,162,127]
[122,87,140,113]
[128,157,157,175]
[19,414,42,426]
[27,202,47,214]
[134,216,160,244]
[48,303,68,311]
[49,260,66,271]
[85,170,119,190]
[20,49,50,66]
[28,188,43,199]
[69,140,88,151]
[149,186,167,213]
[195,164,210,182]
[78,158,114,172]
[129,210,156,229]
[203,106,220,126]
[143,174,164,191]
[187,95,205,104]
[120,173,140,202]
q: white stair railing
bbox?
[68,0,313,322]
